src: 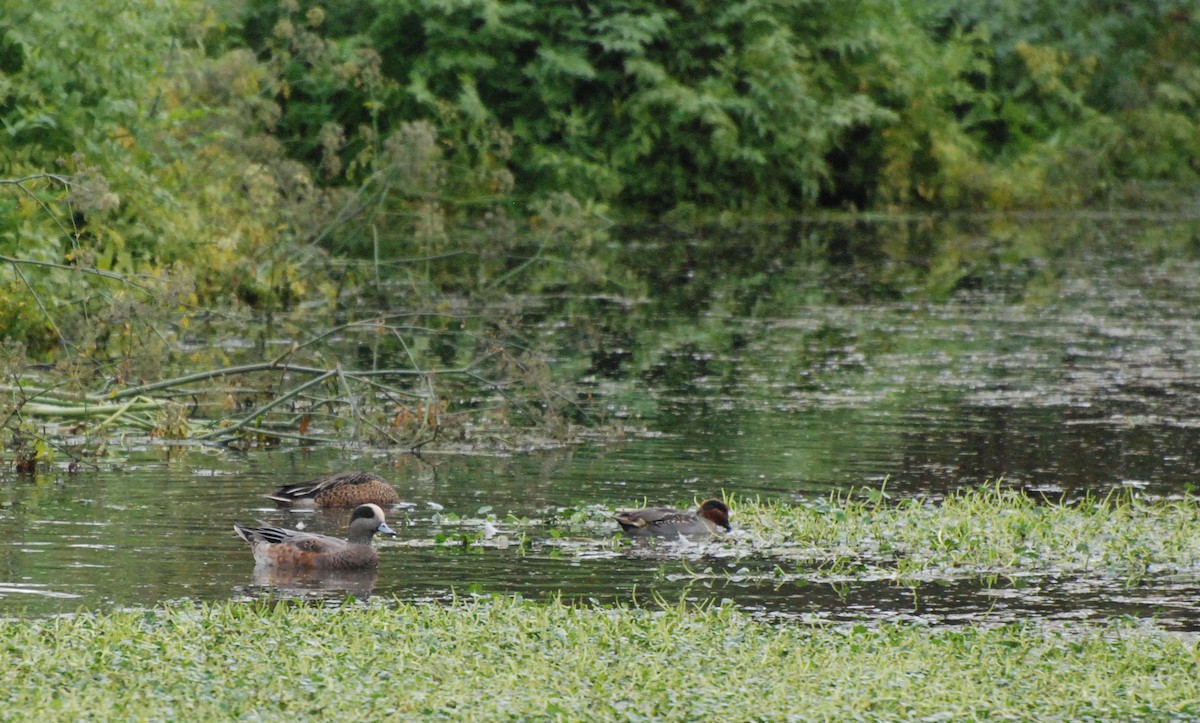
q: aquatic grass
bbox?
[1,598,1198,720]
[727,485,1200,585]
[562,486,1200,592]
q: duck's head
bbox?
[350,503,398,539]
[697,499,732,532]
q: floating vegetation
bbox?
[0,598,1196,719]
[735,485,1200,585]
[541,485,1200,591]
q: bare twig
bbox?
[0,174,75,240]
[0,173,73,186]
[193,367,339,440]
[335,366,361,439]
[17,399,166,416]
[108,362,332,399]
[6,259,67,349]
[0,255,150,291]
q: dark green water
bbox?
[3,216,1200,626]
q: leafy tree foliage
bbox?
[232,0,1199,215]
[916,0,1200,206]
[0,0,1197,357]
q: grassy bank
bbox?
[1,598,1197,720]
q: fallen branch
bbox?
[192,368,339,440]
[1,318,595,448]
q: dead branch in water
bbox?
[0,352,526,449]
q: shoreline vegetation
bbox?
[3,491,1199,715]
[515,486,1200,602]
[3,5,1198,712]
[1,598,1197,719]
[724,485,1200,586]
[3,1,1200,456]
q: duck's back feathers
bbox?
[234,523,363,568]
[613,507,693,530]
[266,471,401,509]
[614,499,731,538]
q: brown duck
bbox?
[266,471,401,509]
[234,503,397,570]
[613,499,731,539]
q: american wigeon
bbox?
[233,503,397,570]
[266,471,402,509]
[613,499,732,539]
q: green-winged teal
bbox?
[233,503,397,569]
[266,471,401,509]
[613,499,731,539]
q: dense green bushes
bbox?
[1,0,337,358]
[1,0,1197,357]
[924,0,1200,206]
[239,0,1200,215]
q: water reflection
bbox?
[3,454,1200,631]
[4,217,1200,628]
[245,566,378,599]
[0,584,81,600]
[235,537,1200,633]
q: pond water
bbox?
[3,215,1200,627]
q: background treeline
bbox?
[1,0,1198,351]
[237,0,1200,213]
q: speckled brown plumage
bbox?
[613,499,732,539]
[266,471,402,509]
[233,503,397,570]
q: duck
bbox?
[266,471,402,509]
[233,503,397,569]
[613,498,731,539]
